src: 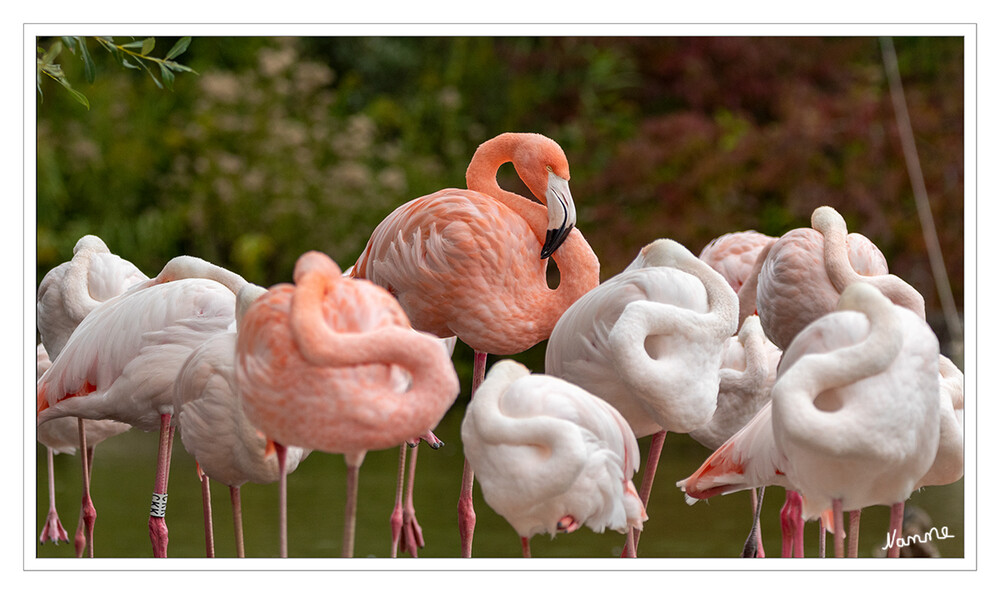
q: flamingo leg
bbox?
[40,446,69,545]
[521,536,531,558]
[848,509,861,558]
[230,486,245,558]
[888,502,904,558]
[78,419,96,558]
[741,486,766,558]
[402,443,425,557]
[198,464,214,558]
[780,490,805,558]
[343,460,361,558]
[832,498,844,558]
[458,349,488,558]
[390,444,407,558]
[276,443,288,558]
[623,429,666,556]
[818,517,827,558]
[148,413,174,558]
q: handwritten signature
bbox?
[882,525,955,551]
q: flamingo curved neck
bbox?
[61,248,104,324]
[289,267,458,422]
[466,363,585,500]
[815,209,926,320]
[772,286,905,455]
[465,135,599,312]
[152,256,250,296]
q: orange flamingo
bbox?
[351,132,600,556]
[236,251,460,558]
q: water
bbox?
[34,400,965,560]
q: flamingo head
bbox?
[510,134,576,259]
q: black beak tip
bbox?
[540,226,574,259]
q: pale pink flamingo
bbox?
[460,359,645,557]
[545,238,737,555]
[756,208,890,351]
[687,315,781,557]
[37,255,253,557]
[173,296,310,557]
[772,282,939,558]
[36,344,130,554]
[680,283,940,558]
[699,230,776,295]
[36,235,145,556]
[236,251,460,558]
[351,132,600,556]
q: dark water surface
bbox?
[34,396,964,560]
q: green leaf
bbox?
[64,86,90,109]
[135,56,163,89]
[141,37,155,56]
[78,38,97,84]
[165,37,191,60]
[121,40,145,50]
[159,62,175,90]
[61,36,78,53]
[41,40,62,65]
[163,61,197,74]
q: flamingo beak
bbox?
[540,173,576,259]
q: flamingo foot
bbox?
[780,491,805,558]
[39,509,69,545]
[556,515,579,534]
[406,431,444,449]
[401,502,425,557]
[149,516,169,558]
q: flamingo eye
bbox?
[545,165,553,172]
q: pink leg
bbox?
[148,413,174,558]
[780,490,804,558]
[230,486,245,558]
[40,446,69,545]
[402,443,425,557]
[343,461,361,558]
[623,430,666,556]
[458,349,488,558]
[521,536,531,558]
[832,498,844,558]
[78,419,96,558]
[818,517,827,558]
[198,464,215,558]
[276,443,288,558]
[848,509,861,558]
[390,444,407,558]
[888,502,904,558]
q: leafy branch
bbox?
[36,36,196,109]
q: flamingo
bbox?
[544,238,737,555]
[173,299,310,557]
[699,230,776,295]
[37,255,254,557]
[351,132,600,556]
[772,282,939,557]
[756,207,890,351]
[235,251,460,558]
[36,344,130,555]
[687,315,781,557]
[36,235,145,556]
[460,359,646,557]
[680,283,940,558]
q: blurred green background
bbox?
[34,35,965,559]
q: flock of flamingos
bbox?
[35,132,963,560]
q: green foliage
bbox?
[35,36,964,329]
[36,36,195,108]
